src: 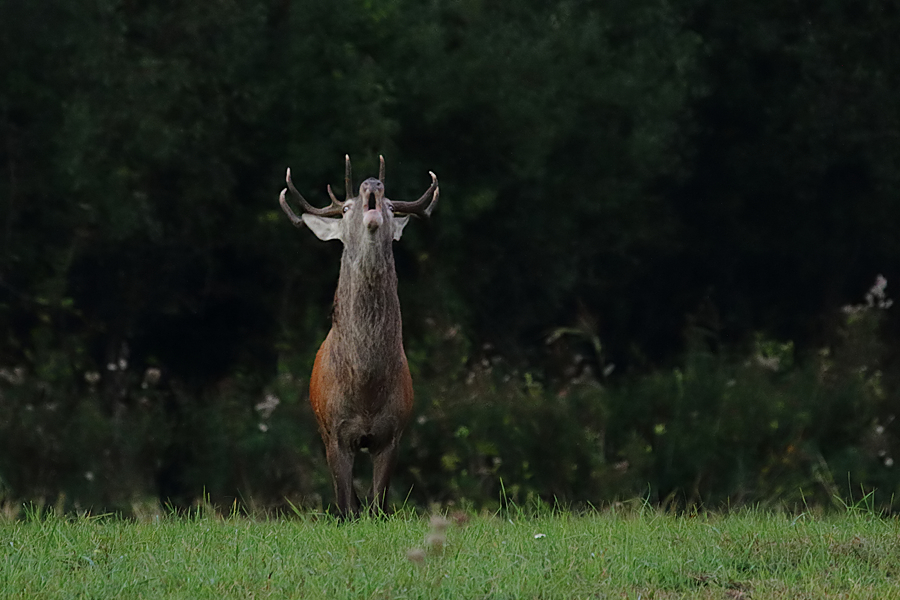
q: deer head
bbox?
[279,155,439,248]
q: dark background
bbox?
[1,0,899,513]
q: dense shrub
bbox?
[4,280,895,514]
[395,278,900,511]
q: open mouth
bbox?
[362,190,383,231]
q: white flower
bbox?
[755,355,780,371]
[255,393,280,419]
[0,367,25,384]
[143,367,162,386]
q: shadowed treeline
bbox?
[1,0,898,513]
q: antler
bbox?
[390,171,440,218]
[327,154,354,204]
[279,166,344,227]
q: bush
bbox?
[2,281,897,514]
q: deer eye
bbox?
[343,205,350,213]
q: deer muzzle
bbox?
[363,207,383,231]
[360,179,385,231]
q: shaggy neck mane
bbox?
[331,237,404,371]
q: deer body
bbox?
[279,156,439,517]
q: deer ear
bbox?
[302,214,343,241]
[392,215,410,241]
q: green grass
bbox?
[1,505,898,599]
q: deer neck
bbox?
[331,240,404,365]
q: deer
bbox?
[278,155,439,518]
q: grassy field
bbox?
[1,504,898,599]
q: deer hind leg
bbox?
[325,438,359,519]
[371,438,400,516]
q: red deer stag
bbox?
[278,155,439,517]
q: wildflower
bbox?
[406,548,426,564]
[0,366,25,385]
[255,393,280,418]
[534,533,546,539]
[865,275,893,309]
[755,355,780,371]
[415,513,452,555]
[143,367,162,386]
[843,274,894,314]
[425,532,446,551]
[429,515,450,532]
[84,371,101,385]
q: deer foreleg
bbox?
[371,438,400,516]
[325,439,359,518]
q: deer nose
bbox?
[359,178,384,199]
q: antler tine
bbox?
[391,171,440,218]
[327,184,340,205]
[345,154,353,200]
[425,180,440,218]
[284,167,343,218]
[379,155,385,183]
[279,188,304,228]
